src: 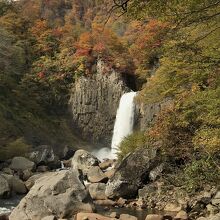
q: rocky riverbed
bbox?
[0,147,219,220]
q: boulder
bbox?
[10,157,35,172]
[1,168,13,175]
[197,214,220,220]
[110,212,120,218]
[29,145,60,169]
[25,173,48,190]
[174,211,188,220]
[9,170,94,220]
[93,199,116,206]
[209,214,220,220]
[11,177,27,194]
[1,174,27,194]
[71,150,100,174]
[193,191,212,206]
[105,147,159,198]
[36,165,49,172]
[62,146,75,160]
[120,214,137,220]
[87,166,108,183]
[164,203,182,213]
[62,159,72,168]
[212,191,220,206]
[75,213,114,220]
[145,214,163,220]
[138,184,157,200]
[99,160,114,170]
[0,175,10,198]
[117,197,127,207]
[105,169,115,179]
[0,162,10,171]
[207,204,218,215]
[88,183,107,200]
[41,216,57,220]
[22,169,32,181]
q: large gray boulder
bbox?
[88,183,107,200]
[0,175,10,198]
[10,157,35,172]
[9,170,94,220]
[105,147,160,198]
[25,172,49,190]
[29,145,60,169]
[1,174,27,194]
[71,149,100,174]
[87,166,107,183]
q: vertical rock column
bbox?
[69,60,130,145]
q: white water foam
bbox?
[110,91,136,158]
[92,147,112,161]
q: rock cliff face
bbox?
[69,60,130,146]
[135,98,173,131]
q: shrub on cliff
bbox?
[118,131,151,160]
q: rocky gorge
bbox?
[1,0,219,219]
[0,58,219,220]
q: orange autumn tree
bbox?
[126,19,169,77]
[73,22,134,76]
[74,32,94,75]
[30,19,61,56]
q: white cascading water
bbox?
[110,91,136,158]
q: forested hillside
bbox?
[0,0,219,190]
[118,0,220,191]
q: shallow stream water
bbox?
[96,205,149,220]
[0,197,149,219]
[0,195,23,215]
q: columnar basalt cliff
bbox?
[69,60,130,145]
[135,98,173,131]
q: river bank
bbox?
[0,148,219,220]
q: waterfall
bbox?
[110,91,136,158]
[61,161,65,169]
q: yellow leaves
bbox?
[193,127,220,154]
[78,63,85,72]
[76,32,93,50]
[31,20,49,38]
[191,83,200,93]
